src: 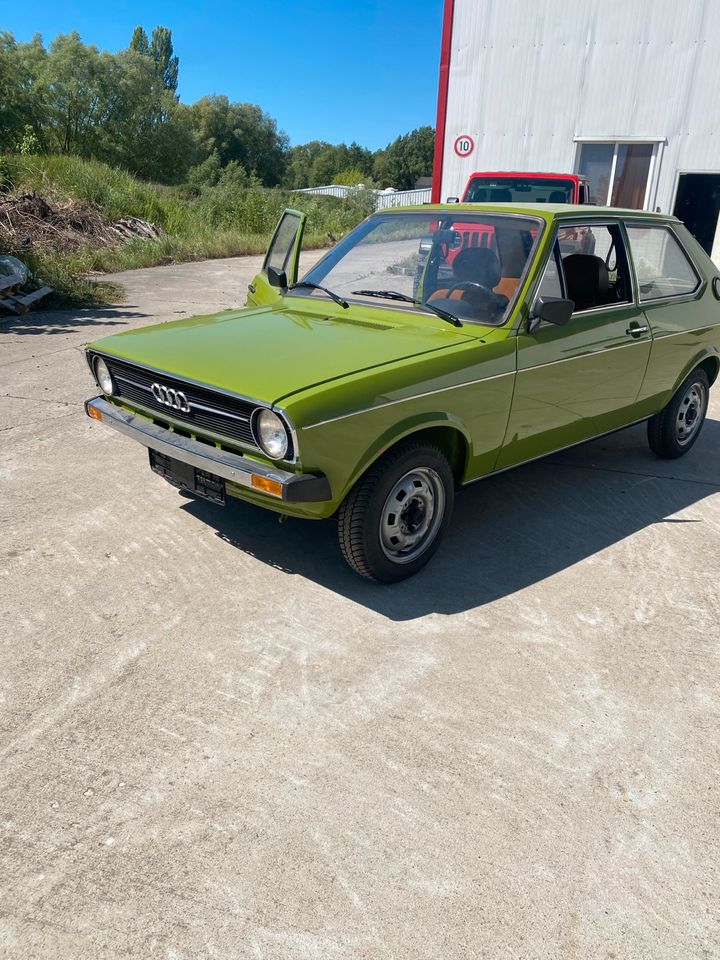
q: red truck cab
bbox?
[459,171,590,204]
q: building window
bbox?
[576,142,657,209]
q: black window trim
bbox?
[555,219,636,316]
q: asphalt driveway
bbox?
[1,254,719,959]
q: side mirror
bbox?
[267,266,288,290]
[446,196,460,203]
[528,296,575,332]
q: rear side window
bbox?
[626,224,700,301]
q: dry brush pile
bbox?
[0,192,163,253]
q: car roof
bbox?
[374,203,679,224]
[465,171,586,180]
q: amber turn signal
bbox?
[251,475,283,497]
[87,406,103,421]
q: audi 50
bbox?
[85,204,720,581]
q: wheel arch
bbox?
[699,353,720,386]
[338,413,472,503]
[670,347,719,397]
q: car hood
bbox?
[90,302,475,404]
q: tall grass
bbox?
[0,154,375,305]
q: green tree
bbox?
[130,25,179,94]
[189,95,288,186]
[373,126,435,190]
[0,32,48,152]
[283,140,374,189]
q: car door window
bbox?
[536,242,564,299]
[625,224,700,301]
[263,210,304,276]
[557,223,632,312]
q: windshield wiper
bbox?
[289,281,349,309]
[351,289,463,327]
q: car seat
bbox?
[562,254,609,311]
[429,248,509,317]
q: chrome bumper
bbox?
[85,396,331,503]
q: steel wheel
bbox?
[648,366,711,459]
[675,380,707,446]
[338,441,454,582]
[379,467,445,564]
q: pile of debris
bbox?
[0,255,52,314]
[0,192,163,252]
[0,191,164,314]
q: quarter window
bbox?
[626,225,700,301]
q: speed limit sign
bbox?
[454,134,475,157]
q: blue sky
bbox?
[3,0,445,149]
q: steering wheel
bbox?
[446,280,494,297]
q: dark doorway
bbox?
[672,173,720,254]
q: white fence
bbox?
[293,185,432,209]
[374,188,432,209]
[293,185,354,199]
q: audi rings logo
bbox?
[150,382,191,413]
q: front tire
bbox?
[647,367,710,459]
[338,442,454,582]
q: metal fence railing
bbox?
[292,185,432,209]
[374,188,432,209]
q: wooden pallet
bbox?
[0,274,53,315]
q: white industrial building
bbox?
[432,0,720,261]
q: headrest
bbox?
[489,188,513,202]
[453,248,502,288]
[549,190,568,203]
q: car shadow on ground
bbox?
[181,419,720,621]
[0,307,145,335]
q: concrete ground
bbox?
[1,254,719,960]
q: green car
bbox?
[85,203,720,581]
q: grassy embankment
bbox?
[0,155,374,305]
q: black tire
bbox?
[338,441,455,582]
[647,367,710,459]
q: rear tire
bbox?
[647,367,710,459]
[338,442,454,582]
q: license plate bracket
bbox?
[149,450,226,504]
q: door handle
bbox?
[248,283,256,294]
[626,323,649,337]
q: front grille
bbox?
[96,355,283,454]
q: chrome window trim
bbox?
[88,350,299,465]
[301,369,516,431]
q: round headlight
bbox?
[94,357,114,395]
[254,409,289,460]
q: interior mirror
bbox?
[267,266,288,290]
[528,296,575,332]
[435,229,463,249]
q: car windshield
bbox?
[291,211,542,326]
[464,177,575,203]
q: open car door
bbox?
[246,209,307,308]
